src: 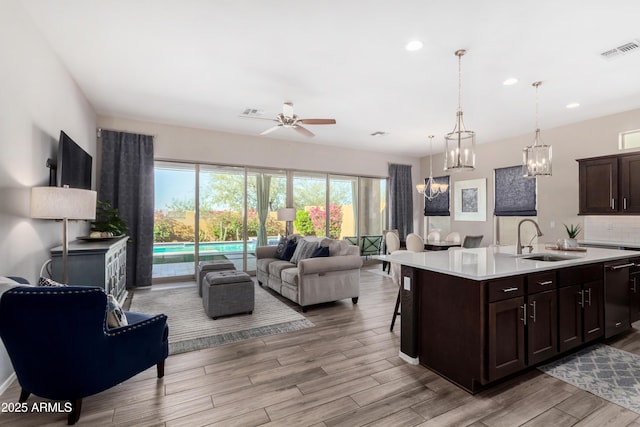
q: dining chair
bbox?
[383,231,401,273]
[446,232,461,243]
[462,235,483,248]
[391,232,424,332]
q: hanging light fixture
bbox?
[523,81,552,177]
[444,49,476,171]
[417,135,448,200]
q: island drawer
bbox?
[527,271,556,294]
[558,264,603,287]
[487,277,525,302]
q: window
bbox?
[620,129,640,150]
[494,165,538,245]
[423,176,451,216]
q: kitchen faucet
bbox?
[517,219,543,255]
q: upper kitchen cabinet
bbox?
[578,153,640,214]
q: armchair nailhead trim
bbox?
[106,314,167,337]
[7,288,102,295]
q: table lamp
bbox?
[277,207,296,236]
[31,186,97,283]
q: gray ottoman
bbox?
[197,260,235,297]
[203,270,255,319]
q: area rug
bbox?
[538,343,640,414]
[129,282,314,354]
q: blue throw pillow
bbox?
[274,236,288,259]
[311,246,330,258]
[281,240,298,261]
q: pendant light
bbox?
[444,49,476,171]
[417,135,448,200]
[523,81,552,177]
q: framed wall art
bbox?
[454,178,486,222]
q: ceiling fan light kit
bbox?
[444,49,476,172]
[523,81,552,177]
[256,102,336,138]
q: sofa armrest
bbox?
[298,255,363,275]
[256,246,278,259]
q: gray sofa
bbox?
[256,237,362,311]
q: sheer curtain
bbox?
[388,163,413,240]
[256,173,271,246]
[99,130,154,288]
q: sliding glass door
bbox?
[153,162,196,280]
[153,162,387,281]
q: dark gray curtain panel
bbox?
[99,130,154,288]
[388,163,413,241]
[494,165,537,216]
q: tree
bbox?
[294,210,315,236]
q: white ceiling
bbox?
[21,0,640,157]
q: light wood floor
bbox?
[2,264,640,426]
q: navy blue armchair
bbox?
[0,286,168,425]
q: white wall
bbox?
[421,108,640,244]
[0,0,96,392]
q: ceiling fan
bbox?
[249,102,336,138]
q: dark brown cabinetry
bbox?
[486,272,558,382]
[557,264,604,352]
[604,260,633,338]
[526,272,558,365]
[628,258,640,323]
[578,153,640,214]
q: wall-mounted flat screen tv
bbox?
[56,130,92,190]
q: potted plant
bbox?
[560,223,581,249]
[90,200,128,238]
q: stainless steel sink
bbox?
[520,253,577,262]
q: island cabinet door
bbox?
[487,296,526,381]
[526,289,558,365]
[582,280,604,343]
[558,284,583,353]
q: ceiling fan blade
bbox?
[294,125,315,138]
[239,115,276,121]
[298,118,336,125]
[260,125,282,135]
[283,102,294,118]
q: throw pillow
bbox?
[38,277,67,287]
[106,294,128,329]
[310,246,330,258]
[281,239,298,261]
[290,239,319,264]
[274,236,288,259]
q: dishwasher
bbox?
[604,259,633,338]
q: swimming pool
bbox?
[153,239,278,254]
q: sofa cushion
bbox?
[257,257,278,274]
[38,277,67,287]
[268,260,296,278]
[290,239,319,264]
[326,239,358,256]
[281,267,299,287]
[281,240,298,261]
[274,236,288,259]
[106,294,128,328]
[311,246,330,258]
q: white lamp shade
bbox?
[277,208,297,221]
[31,187,97,220]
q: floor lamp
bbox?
[31,186,97,284]
[277,208,296,236]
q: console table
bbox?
[51,236,128,303]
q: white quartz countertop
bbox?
[379,244,640,281]
[579,240,640,249]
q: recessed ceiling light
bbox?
[503,78,518,86]
[566,102,580,109]
[405,40,423,51]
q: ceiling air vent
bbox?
[240,107,264,117]
[600,40,640,60]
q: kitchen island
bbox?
[381,244,640,393]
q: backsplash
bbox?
[584,216,640,244]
